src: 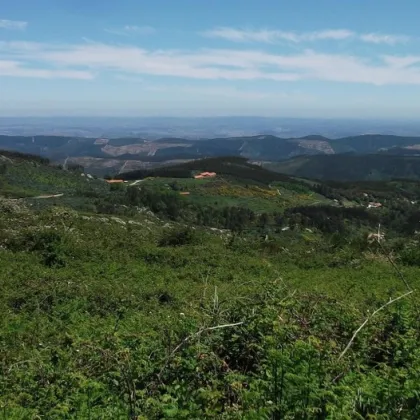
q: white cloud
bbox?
[307,30,354,41]
[2,40,420,84]
[9,42,299,81]
[202,28,354,43]
[203,27,410,45]
[0,19,27,30]
[360,33,410,45]
[105,25,156,36]
[0,60,94,79]
[382,55,420,68]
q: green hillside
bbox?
[0,150,117,215]
[1,154,420,418]
[118,157,338,213]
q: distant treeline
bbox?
[316,179,420,202]
[0,149,50,165]
[272,153,420,182]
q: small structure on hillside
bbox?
[367,202,382,209]
[194,172,216,179]
[179,192,190,195]
[106,179,125,184]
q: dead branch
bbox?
[339,228,416,360]
[158,321,244,377]
[338,289,414,360]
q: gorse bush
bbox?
[399,245,420,266]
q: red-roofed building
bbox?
[194,172,216,179]
[106,179,124,184]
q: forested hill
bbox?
[118,156,294,184]
[3,133,420,176]
[265,154,420,181]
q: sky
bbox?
[2,0,420,118]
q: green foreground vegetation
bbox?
[1,152,420,419]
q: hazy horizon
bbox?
[3,0,420,118]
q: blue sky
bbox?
[2,0,420,117]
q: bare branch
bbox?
[338,290,414,360]
[339,224,416,361]
[158,321,244,377]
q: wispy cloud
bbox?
[203,27,410,45]
[0,19,27,30]
[2,40,420,84]
[0,60,94,79]
[382,55,420,68]
[105,25,156,36]
[359,33,410,45]
[202,28,354,43]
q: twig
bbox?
[338,290,414,360]
[213,286,219,314]
[7,359,37,373]
[158,321,244,377]
[338,226,415,360]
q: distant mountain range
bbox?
[2,133,420,175]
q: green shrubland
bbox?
[0,155,420,418]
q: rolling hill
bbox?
[3,133,420,175]
[118,156,296,183]
[265,154,420,181]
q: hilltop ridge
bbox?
[3,133,420,175]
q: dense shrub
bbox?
[158,227,200,247]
